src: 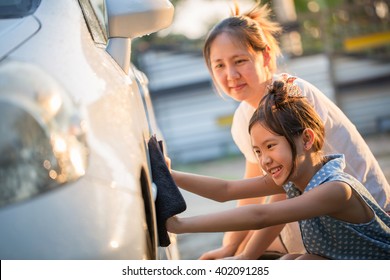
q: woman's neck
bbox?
[247,78,273,108]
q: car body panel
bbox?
[0,16,40,58]
[0,0,178,259]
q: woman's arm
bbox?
[232,193,287,259]
[225,162,287,259]
[198,160,267,259]
[198,161,287,259]
[237,222,286,259]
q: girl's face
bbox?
[250,122,294,186]
[209,32,270,108]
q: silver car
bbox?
[0,0,179,259]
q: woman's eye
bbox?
[235,59,246,65]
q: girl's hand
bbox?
[166,216,179,233]
[164,155,172,172]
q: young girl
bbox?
[197,1,390,259]
[166,80,390,260]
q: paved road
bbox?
[175,133,390,259]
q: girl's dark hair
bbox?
[203,2,282,75]
[249,80,325,179]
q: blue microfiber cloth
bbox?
[148,135,187,247]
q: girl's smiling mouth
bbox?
[269,166,282,178]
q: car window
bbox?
[79,0,107,45]
[89,0,106,31]
[0,0,41,18]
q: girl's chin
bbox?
[274,180,286,187]
[271,174,289,186]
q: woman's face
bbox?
[209,32,270,107]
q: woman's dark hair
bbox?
[248,79,325,179]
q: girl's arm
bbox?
[172,169,283,202]
[232,193,287,259]
[167,203,268,233]
[167,181,358,234]
[229,161,287,259]
[199,160,270,260]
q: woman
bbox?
[168,2,389,259]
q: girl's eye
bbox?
[235,59,246,65]
[254,149,262,157]
[267,143,275,149]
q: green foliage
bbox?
[294,0,340,12]
[133,0,390,60]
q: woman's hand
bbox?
[222,253,249,260]
[198,244,237,260]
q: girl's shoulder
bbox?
[306,155,379,207]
